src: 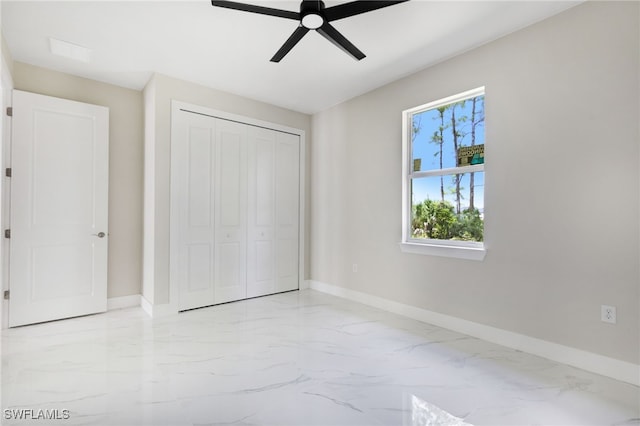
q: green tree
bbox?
[452,208,483,242]
[412,199,457,240]
[430,107,448,202]
[414,201,483,242]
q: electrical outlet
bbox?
[601,305,616,324]
[352,264,358,273]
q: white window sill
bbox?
[399,242,486,261]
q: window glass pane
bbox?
[411,95,484,173]
[411,172,484,242]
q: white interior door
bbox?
[9,90,109,327]
[172,111,216,311]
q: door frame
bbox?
[169,100,306,314]
[1,54,14,330]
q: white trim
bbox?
[172,100,305,137]
[1,46,13,330]
[411,164,484,179]
[298,124,306,295]
[140,296,176,318]
[107,294,141,311]
[404,87,486,116]
[169,100,306,314]
[142,77,156,308]
[299,280,310,290]
[140,296,153,318]
[307,280,640,386]
[400,242,486,261]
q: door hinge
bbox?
[3,290,8,300]
[4,229,10,239]
[6,107,12,117]
[5,168,11,177]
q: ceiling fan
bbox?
[211,0,409,62]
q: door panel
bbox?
[275,133,300,293]
[218,134,242,227]
[187,244,211,292]
[31,244,95,299]
[188,130,213,228]
[173,112,216,311]
[9,90,109,327]
[255,140,274,227]
[255,241,274,282]
[214,120,246,304]
[247,128,276,298]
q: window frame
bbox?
[400,87,486,261]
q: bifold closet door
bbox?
[214,120,248,304]
[174,114,248,309]
[247,127,276,298]
[247,128,299,297]
[274,132,300,293]
[173,112,216,311]
[173,108,299,311]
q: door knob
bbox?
[93,232,106,238]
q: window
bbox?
[401,87,486,260]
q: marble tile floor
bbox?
[1,289,639,426]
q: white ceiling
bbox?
[2,1,580,114]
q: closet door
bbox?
[275,132,300,293]
[214,119,248,304]
[173,112,216,311]
[247,129,300,297]
[247,127,276,298]
[172,104,300,311]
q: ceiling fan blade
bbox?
[270,26,310,63]
[316,22,365,61]
[324,0,409,22]
[211,1,299,20]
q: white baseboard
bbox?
[107,294,141,311]
[306,280,640,386]
[140,296,153,317]
[140,296,177,318]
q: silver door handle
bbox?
[93,232,106,238]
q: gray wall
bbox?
[310,1,639,364]
[13,62,144,299]
[144,73,312,306]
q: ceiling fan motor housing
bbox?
[301,0,326,29]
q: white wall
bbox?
[310,1,639,365]
[12,62,144,299]
[144,73,312,306]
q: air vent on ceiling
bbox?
[49,37,92,63]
